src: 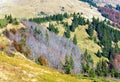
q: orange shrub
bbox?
[38,55,48,66]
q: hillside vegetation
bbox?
[0,52,91,82]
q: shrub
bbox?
[38,55,48,66]
[13,40,22,53]
[10,28,17,34]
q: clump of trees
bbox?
[70,13,87,32]
[29,13,69,24]
[63,55,74,74]
[5,14,19,25]
[95,59,108,76]
[47,24,59,34]
[82,50,93,74]
[81,0,97,7]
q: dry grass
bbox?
[0,52,92,82]
[0,0,104,20]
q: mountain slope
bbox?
[93,0,120,6]
[0,52,91,82]
[3,21,82,73]
[0,0,104,20]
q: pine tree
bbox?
[95,59,108,76]
[70,23,75,32]
[88,68,95,77]
[64,29,70,38]
[96,50,102,58]
[86,25,94,39]
[63,55,71,74]
[73,34,77,45]
[69,54,74,69]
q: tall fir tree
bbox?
[73,34,77,45]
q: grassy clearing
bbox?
[0,52,91,82]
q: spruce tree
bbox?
[64,29,70,38]
[86,25,94,39]
[73,34,77,45]
[63,55,71,74]
[96,50,102,58]
[69,54,74,69]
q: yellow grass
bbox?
[0,52,92,82]
[0,0,105,20]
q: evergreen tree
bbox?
[63,55,74,74]
[64,29,70,38]
[47,24,59,34]
[63,55,71,74]
[86,25,94,39]
[73,34,77,45]
[70,23,75,32]
[88,68,95,77]
[69,54,74,69]
[95,59,108,76]
[96,50,102,58]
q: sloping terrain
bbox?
[0,0,104,20]
[98,7,120,28]
[0,52,91,82]
[93,0,120,6]
[41,17,103,65]
[3,21,82,73]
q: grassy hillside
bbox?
[40,18,107,65]
[0,52,91,82]
[0,0,104,20]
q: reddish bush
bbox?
[10,28,17,34]
[38,55,48,66]
[13,40,22,53]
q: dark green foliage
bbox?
[86,25,94,39]
[78,15,86,25]
[102,13,109,18]
[63,55,74,74]
[95,59,108,77]
[73,34,77,45]
[63,12,69,18]
[35,28,41,35]
[96,50,102,58]
[29,13,69,24]
[82,63,90,73]
[69,13,87,32]
[82,50,93,73]
[69,54,74,69]
[116,5,120,11]
[64,29,70,38]
[13,18,19,25]
[90,17,120,60]
[88,68,95,77]
[70,23,75,32]
[7,14,13,23]
[114,72,120,78]
[5,14,19,25]
[80,0,97,8]
[47,24,59,34]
